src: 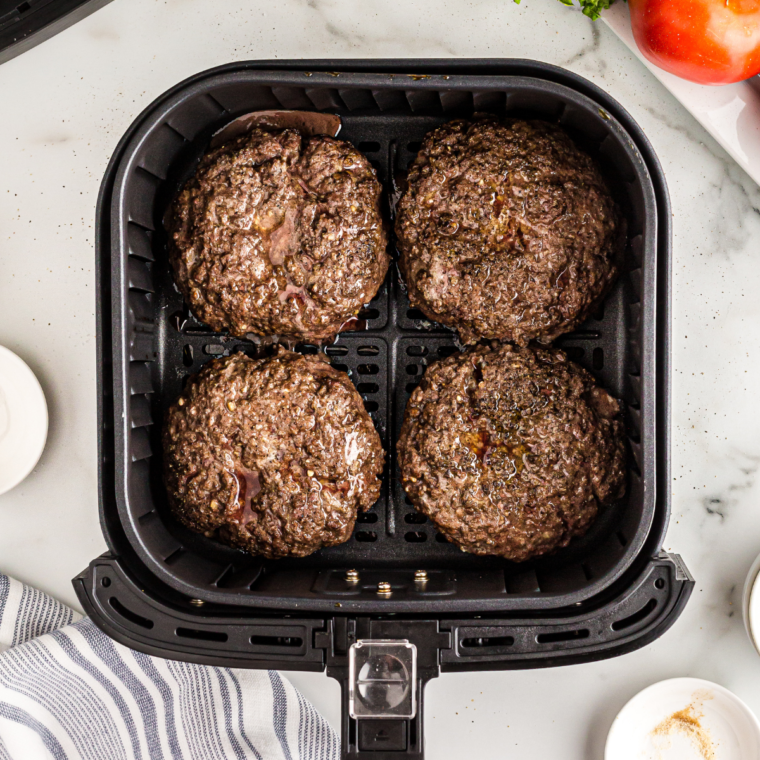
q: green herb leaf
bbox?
[512,0,618,21]
[578,0,616,20]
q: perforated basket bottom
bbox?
[153,131,639,583]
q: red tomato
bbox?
[628,0,760,85]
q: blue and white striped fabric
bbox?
[0,575,339,760]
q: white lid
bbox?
[605,677,760,759]
[0,345,48,496]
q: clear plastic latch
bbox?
[348,639,417,719]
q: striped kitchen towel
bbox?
[0,574,339,760]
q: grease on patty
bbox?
[168,127,389,342]
[163,349,384,558]
[397,344,626,561]
[396,118,623,345]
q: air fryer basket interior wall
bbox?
[109,67,658,614]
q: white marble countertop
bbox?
[2,1,760,757]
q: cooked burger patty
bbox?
[168,127,389,343]
[396,118,622,345]
[397,344,626,561]
[163,349,384,558]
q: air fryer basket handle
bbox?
[319,619,446,759]
[321,553,693,759]
[75,552,692,760]
[334,676,431,759]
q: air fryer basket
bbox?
[104,63,660,614]
[82,59,692,760]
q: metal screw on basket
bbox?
[377,581,392,597]
[345,569,360,584]
[189,598,205,607]
[414,570,429,585]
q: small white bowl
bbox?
[743,552,760,652]
[605,677,760,760]
[0,345,48,496]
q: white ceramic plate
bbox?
[0,345,48,496]
[606,678,760,760]
[743,554,760,656]
[603,5,760,189]
[742,552,760,651]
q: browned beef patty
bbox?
[396,118,622,345]
[163,349,384,558]
[167,127,389,343]
[397,344,626,561]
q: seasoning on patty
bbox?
[167,126,389,343]
[396,117,623,345]
[163,348,385,558]
[397,344,626,561]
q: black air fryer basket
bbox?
[76,59,693,759]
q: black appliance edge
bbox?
[84,59,688,759]
[74,551,693,759]
[0,0,113,66]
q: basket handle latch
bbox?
[321,620,450,759]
